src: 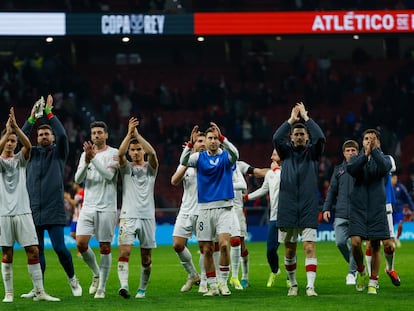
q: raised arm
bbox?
[45,94,69,160]
[22,96,44,137]
[210,122,239,164]
[180,125,200,167]
[171,164,188,186]
[9,107,32,159]
[133,120,158,170]
[118,117,138,168]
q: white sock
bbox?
[384,249,395,271]
[28,263,43,292]
[284,257,297,286]
[219,265,230,284]
[81,247,100,276]
[199,253,207,285]
[230,245,241,278]
[365,254,372,276]
[177,247,198,277]
[305,258,317,289]
[213,251,220,276]
[241,254,249,280]
[139,265,152,291]
[1,262,13,293]
[99,253,112,291]
[117,260,129,288]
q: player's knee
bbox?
[173,244,185,253]
[219,243,229,255]
[77,243,88,253]
[142,259,152,268]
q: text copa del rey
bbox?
[101,14,165,35]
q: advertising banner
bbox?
[194,11,414,35]
[13,223,414,249]
[1,11,414,36]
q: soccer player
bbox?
[347,129,392,294]
[171,128,205,292]
[75,121,119,298]
[365,155,400,287]
[21,95,81,298]
[180,122,239,296]
[64,182,84,241]
[244,149,282,288]
[0,107,60,302]
[229,162,247,290]
[64,182,84,257]
[117,117,159,299]
[391,173,414,247]
[273,102,325,297]
[322,140,359,285]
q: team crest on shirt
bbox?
[209,158,219,166]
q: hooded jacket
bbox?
[273,119,325,229]
[347,148,391,239]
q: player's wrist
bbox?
[28,116,36,124]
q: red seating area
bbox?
[74,57,413,208]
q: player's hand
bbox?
[190,125,200,144]
[288,106,300,124]
[296,102,309,121]
[210,122,221,138]
[8,107,17,129]
[83,141,95,163]
[322,211,330,223]
[45,94,53,112]
[128,117,139,136]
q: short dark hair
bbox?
[342,139,359,151]
[129,138,139,145]
[205,127,216,136]
[362,128,380,139]
[290,122,308,134]
[90,121,108,132]
[37,124,53,133]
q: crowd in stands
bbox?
[2,3,414,220]
[2,43,414,220]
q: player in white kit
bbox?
[117,117,159,299]
[0,108,59,303]
[229,161,247,290]
[171,129,206,292]
[244,149,282,288]
[75,121,119,299]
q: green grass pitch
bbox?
[2,241,413,310]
